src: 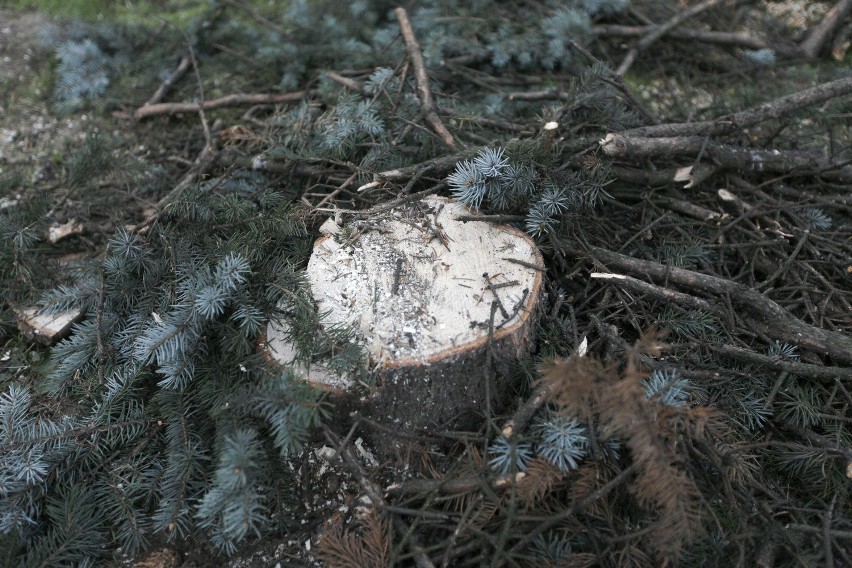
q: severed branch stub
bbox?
[266,196,543,445]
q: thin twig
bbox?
[483,273,509,320]
[144,54,190,106]
[599,133,852,182]
[186,38,212,149]
[508,463,638,555]
[314,171,358,209]
[577,244,852,364]
[707,343,852,382]
[322,428,436,568]
[591,272,717,313]
[566,39,658,125]
[221,0,289,37]
[756,230,808,292]
[394,7,456,148]
[616,0,727,76]
[501,381,557,439]
[325,71,362,91]
[135,91,311,119]
[784,524,852,539]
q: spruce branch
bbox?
[134,91,312,120]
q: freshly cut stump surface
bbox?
[267,195,543,439]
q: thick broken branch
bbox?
[591,273,852,382]
[577,245,852,364]
[620,76,852,139]
[707,344,852,382]
[596,24,799,56]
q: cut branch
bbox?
[395,7,456,148]
[707,344,852,382]
[591,275,852,381]
[144,54,190,106]
[800,0,852,58]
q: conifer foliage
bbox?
[1,184,329,561]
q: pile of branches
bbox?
[1,0,850,566]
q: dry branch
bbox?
[325,71,362,91]
[135,91,310,119]
[395,7,456,148]
[590,277,852,382]
[600,133,852,181]
[620,76,852,139]
[609,164,719,188]
[707,344,852,382]
[578,245,852,364]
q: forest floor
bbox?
[1,1,851,567]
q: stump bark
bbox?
[266,195,544,441]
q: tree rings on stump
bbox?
[266,195,543,444]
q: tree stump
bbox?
[266,195,544,443]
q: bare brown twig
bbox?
[707,343,852,382]
[135,91,311,120]
[221,0,289,37]
[596,24,797,55]
[600,133,852,182]
[615,0,727,76]
[395,7,457,149]
[144,54,190,106]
